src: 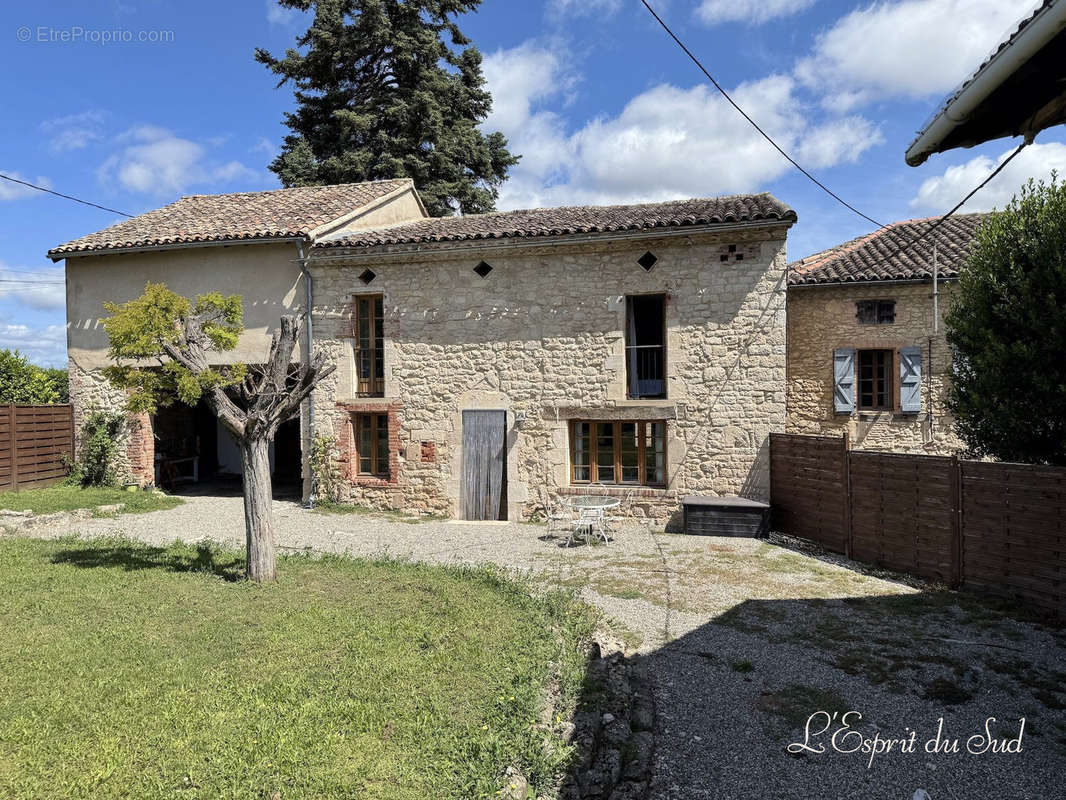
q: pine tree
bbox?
[256,0,518,216]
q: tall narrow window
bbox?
[353,294,384,396]
[569,420,667,487]
[355,413,389,477]
[857,349,893,410]
[625,294,666,399]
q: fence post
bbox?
[8,404,18,492]
[950,455,962,588]
[842,431,853,559]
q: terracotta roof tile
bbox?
[48,179,412,258]
[315,193,796,249]
[788,214,990,286]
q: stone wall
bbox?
[786,281,963,454]
[309,226,790,526]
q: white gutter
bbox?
[905,0,1066,166]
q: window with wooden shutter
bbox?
[833,348,856,413]
[353,295,384,397]
[899,345,922,413]
[569,420,667,487]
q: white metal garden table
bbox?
[566,495,621,546]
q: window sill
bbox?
[351,474,394,487]
[559,485,673,498]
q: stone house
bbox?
[50,181,796,526]
[785,214,988,454]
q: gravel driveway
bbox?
[29,493,1066,800]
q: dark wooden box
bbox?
[682,495,770,538]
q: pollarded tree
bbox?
[947,176,1066,464]
[256,0,518,216]
[103,284,335,581]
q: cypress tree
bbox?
[257,0,518,216]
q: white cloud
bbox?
[40,110,106,153]
[796,0,1039,111]
[910,142,1066,213]
[0,170,51,202]
[547,0,620,16]
[97,126,257,196]
[0,320,66,367]
[697,0,815,26]
[482,44,882,210]
[0,264,65,312]
[266,0,301,25]
[252,137,279,160]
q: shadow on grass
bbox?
[51,542,243,582]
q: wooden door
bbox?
[461,410,506,521]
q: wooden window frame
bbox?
[856,349,894,411]
[354,413,390,478]
[856,299,896,325]
[625,293,668,400]
[353,294,385,397]
[568,420,667,487]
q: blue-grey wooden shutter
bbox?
[900,346,922,413]
[833,348,856,413]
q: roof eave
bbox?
[309,215,797,259]
[905,0,1066,166]
[48,234,308,262]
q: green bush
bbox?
[310,433,342,503]
[69,411,125,487]
[947,176,1066,464]
[0,349,67,404]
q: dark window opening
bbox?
[637,251,658,271]
[856,299,895,325]
[857,349,893,410]
[354,294,384,397]
[355,413,389,478]
[570,420,666,487]
[473,261,493,278]
[625,294,666,399]
[359,269,376,285]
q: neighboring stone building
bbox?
[50,182,796,527]
[786,214,988,454]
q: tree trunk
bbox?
[240,436,276,582]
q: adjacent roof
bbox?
[48,179,412,259]
[315,194,796,249]
[788,214,989,286]
[906,0,1066,165]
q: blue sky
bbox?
[1,0,1058,367]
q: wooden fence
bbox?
[0,404,74,492]
[769,432,1065,616]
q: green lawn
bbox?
[0,485,182,516]
[0,538,596,799]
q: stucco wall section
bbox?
[786,281,963,454]
[309,228,789,525]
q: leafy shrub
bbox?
[310,434,342,503]
[69,411,125,487]
[0,349,68,404]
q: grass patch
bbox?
[731,660,754,674]
[922,677,973,705]
[0,537,596,799]
[311,500,447,524]
[758,684,851,730]
[0,484,181,516]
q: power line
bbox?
[835,142,1029,276]
[0,172,134,218]
[639,0,885,229]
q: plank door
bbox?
[461,410,507,521]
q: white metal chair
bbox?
[542,489,573,540]
[568,504,608,547]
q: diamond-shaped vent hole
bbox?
[473,261,493,278]
[359,269,376,285]
[637,251,658,271]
